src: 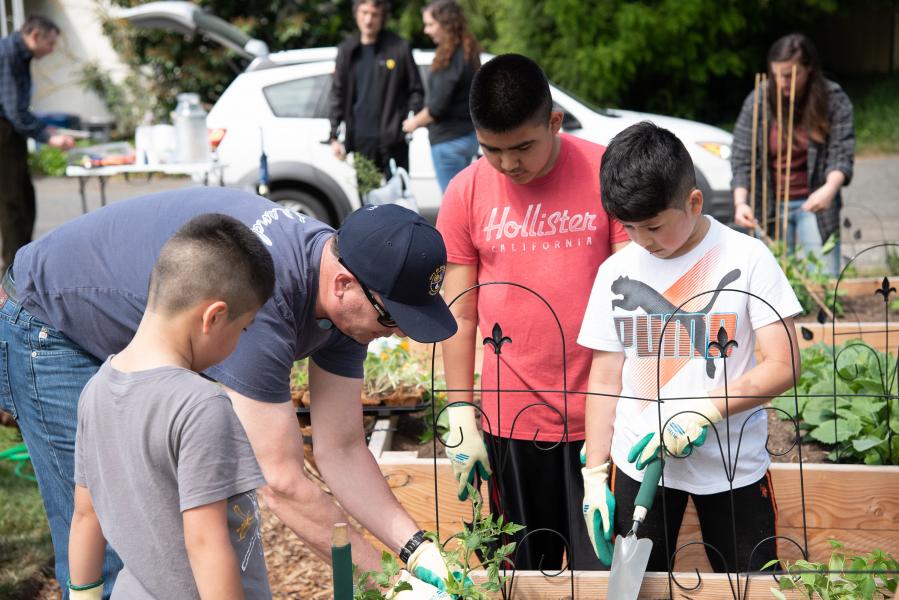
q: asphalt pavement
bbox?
[7,154,899,273]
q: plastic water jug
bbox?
[172,93,210,163]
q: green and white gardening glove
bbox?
[407,541,471,592]
[628,396,723,470]
[390,570,450,600]
[581,462,616,566]
[443,404,491,501]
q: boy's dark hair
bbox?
[148,214,275,319]
[353,0,389,14]
[21,15,60,36]
[469,54,552,133]
[600,121,697,222]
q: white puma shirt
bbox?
[578,217,802,494]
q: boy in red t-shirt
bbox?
[436,53,629,570]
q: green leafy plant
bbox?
[353,552,412,600]
[765,540,899,599]
[771,236,845,317]
[353,484,524,599]
[354,152,384,200]
[886,248,899,276]
[291,340,447,406]
[434,484,525,598]
[772,340,899,464]
[28,144,68,177]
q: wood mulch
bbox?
[32,500,335,599]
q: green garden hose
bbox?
[0,443,37,482]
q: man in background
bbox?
[0,15,75,271]
[329,0,423,175]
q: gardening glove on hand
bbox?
[390,571,450,600]
[581,462,616,566]
[443,405,491,501]
[628,396,723,470]
[407,541,471,592]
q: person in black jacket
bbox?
[328,0,423,176]
[402,0,480,193]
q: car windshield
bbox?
[552,82,616,117]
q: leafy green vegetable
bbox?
[770,237,845,317]
[353,484,524,599]
[772,340,898,464]
[765,540,899,599]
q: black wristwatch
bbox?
[399,529,427,564]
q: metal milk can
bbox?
[172,93,210,163]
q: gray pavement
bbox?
[7,155,899,271]
[838,155,899,271]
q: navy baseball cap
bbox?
[337,204,458,343]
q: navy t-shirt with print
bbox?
[12,187,366,403]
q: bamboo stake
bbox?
[782,64,797,244]
[332,523,353,600]
[761,73,769,235]
[775,75,783,242]
[749,73,760,225]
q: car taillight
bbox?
[208,128,227,151]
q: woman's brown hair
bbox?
[425,0,481,72]
[767,33,830,144]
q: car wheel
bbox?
[270,188,334,226]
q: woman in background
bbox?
[731,32,854,276]
[402,0,481,193]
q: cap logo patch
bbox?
[429,265,446,296]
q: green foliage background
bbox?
[99,0,855,134]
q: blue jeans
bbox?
[785,198,838,276]
[431,132,479,194]
[0,290,122,598]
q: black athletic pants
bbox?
[611,465,778,573]
[0,118,36,270]
[484,433,605,571]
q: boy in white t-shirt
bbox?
[577,121,802,572]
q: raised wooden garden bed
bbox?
[372,459,899,598]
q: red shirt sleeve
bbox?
[609,217,630,245]
[436,167,479,265]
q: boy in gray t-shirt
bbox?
[67,214,276,599]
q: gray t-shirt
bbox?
[74,359,271,599]
[12,187,367,403]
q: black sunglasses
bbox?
[338,258,398,328]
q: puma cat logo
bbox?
[611,269,741,377]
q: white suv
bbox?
[119,2,735,227]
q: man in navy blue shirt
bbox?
[0,15,74,271]
[1,190,458,598]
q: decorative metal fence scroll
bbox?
[419,243,899,599]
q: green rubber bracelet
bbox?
[67,577,104,591]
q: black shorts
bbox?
[611,464,778,573]
[484,433,606,571]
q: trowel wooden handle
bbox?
[634,459,664,514]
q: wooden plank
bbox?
[465,570,803,599]
[382,462,899,532]
[381,461,899,573]
[770,463,899,530]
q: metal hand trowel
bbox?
[608,459,664,600]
